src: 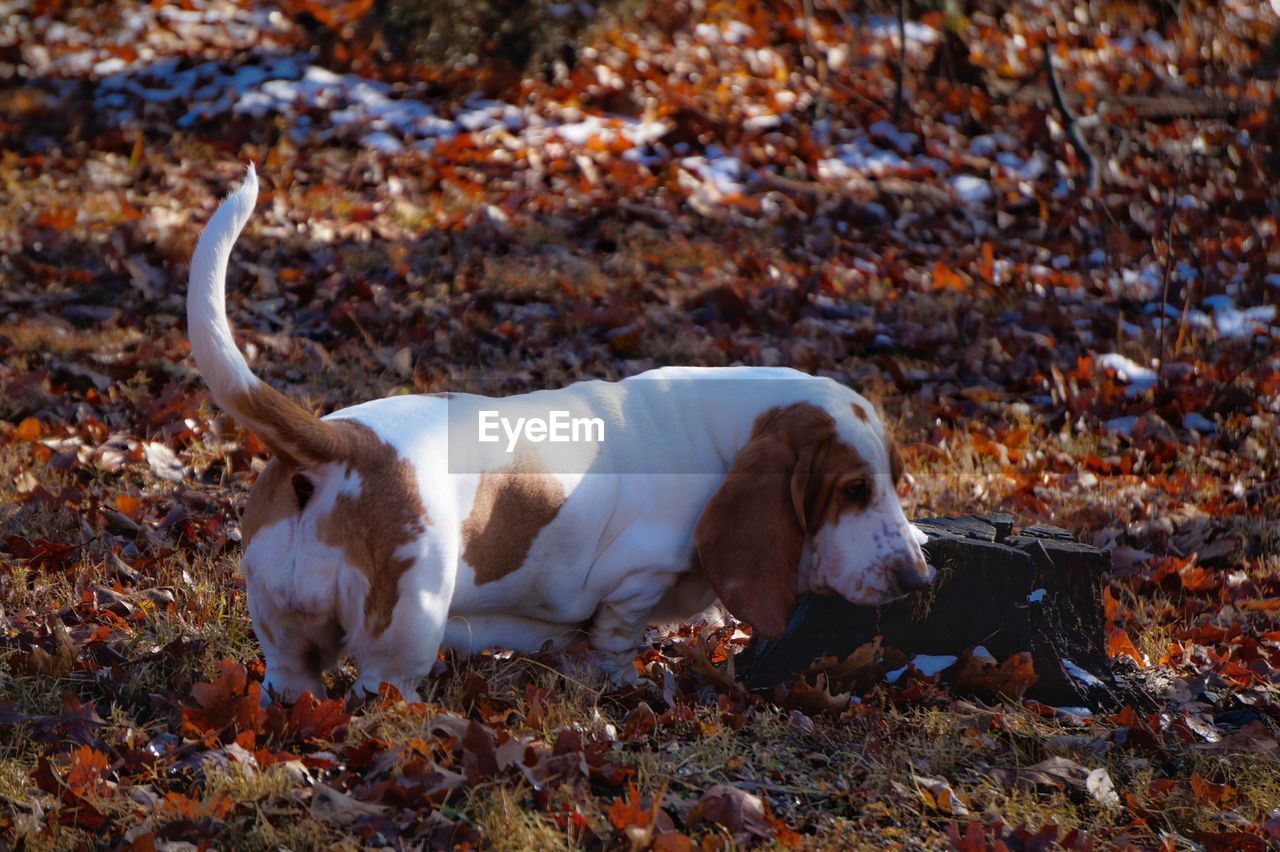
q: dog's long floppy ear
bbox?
[694,406,828,640]
[888,433,905,488]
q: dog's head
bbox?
[694,399,932,639]
[238,413,429,702]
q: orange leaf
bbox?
[979,241,994,284]
[1103,586,1121,625]
[288,692,350,742]
[113,494,144,522]
[34,208,76,230]
[181,660,265,738]
[14,417,41,441]
[608,784,650,831]
[1107,628,1145,667]
[1179,564,1217,592]
[930,261,968,293]
[951,651,1038,702]
[1190,773,1237,806]
[65,745,110,795]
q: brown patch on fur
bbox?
[462,447,566,585]
[316,420,430,637]
[850,402,870,422]
[695,403,871,639]
[230,383,347,467]
[231,382,429,638]
[241,457,295,550]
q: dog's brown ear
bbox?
[887,434,905,488]
[694,406,827,639]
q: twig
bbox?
[670,637,742,695]
[1206,339,1280,413]
[1043,45,1100,195]
[1157,206,1175,390]
[893,0,907,122]
[801,0,829,136]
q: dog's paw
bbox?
[586,652,643,688]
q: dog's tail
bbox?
[188,164,345,467]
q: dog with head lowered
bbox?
[188,165,933,702]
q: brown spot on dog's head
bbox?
[462,447,565,585]
[316,421,430,637]
[850,402,870,423]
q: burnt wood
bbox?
[738,514,1137,709]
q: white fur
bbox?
[188,164,260,412]
[188,167,931,701]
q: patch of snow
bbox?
[912,654,957,676]
[362,131,403,153]
[1062,659,1104,688]
[949,174,992,206]
[1183,412,1216,434]
[96,53,670,158]
[1096,352,1157,395]
[693,20,754,45]
[995,151,1047,181]
[1027,588,1047,603]
[1202,296,1276,339]
[1105,416,1139,435]
[745,113,781,130]
[969,133,1017,157]
[886,666,907,684]
[1053,706,1095,719]
[860,15,940,46]
[821,136,909,178]
[869,119,917,153]
[680,150,746,196]
[971,646,996,663]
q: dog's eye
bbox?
[843,480,871,504]
[291,474,315,510]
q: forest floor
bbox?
[1,0,1279,847]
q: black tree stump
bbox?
[738,514,1146,710]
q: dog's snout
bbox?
[893,554,935,592]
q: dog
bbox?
[188,164,933,701]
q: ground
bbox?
[1,0,1279,848]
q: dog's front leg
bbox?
[349,547,455,702]
[589,567,682,685]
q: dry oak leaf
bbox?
[287,691,350,743]
[307,784,389,827]
[950,650,1038,702]
[687,784,775,841]
[913,774,970,816]
[27,617,78,678]
[1107,627,1146,667]
[1190,772,1238,807]
[181,660,266,738]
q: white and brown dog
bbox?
[189,165,933,701]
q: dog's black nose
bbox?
[893,556,935,592]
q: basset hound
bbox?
[189,165,934,701]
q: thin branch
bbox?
[893,0,908,122]
[801,0,829,133]
[1043,45,1100,195]
[1157,206,1175,390]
